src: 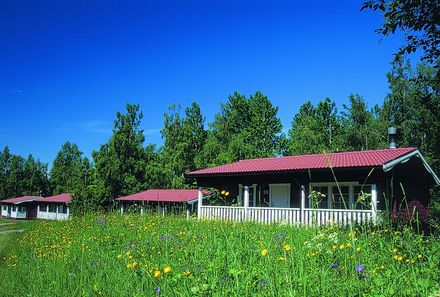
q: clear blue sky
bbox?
[0,0,404,165]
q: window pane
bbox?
[354,185,372,210]
[332,186,349,209]
[311,186,328,209]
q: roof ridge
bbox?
[224,147,418,164]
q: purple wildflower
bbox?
[156,286,161,294]
[331,263,338,269]
[356,264,365,272]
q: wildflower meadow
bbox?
[1,214,439,296]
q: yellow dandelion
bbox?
[339,244,345,251]
[393,255,399,261]
[417,254,423,259]
[380,265,385,270]
[397,256,403,261]
[283,244,291,251]
[164,266,172,273]
[392,248,398,253]
[261,249,268,256]
[183,271,191,276]
[279,256,286,261]
[356,247,361,252]
[154,270,161,278]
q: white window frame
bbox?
[309,182,372,209]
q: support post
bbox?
[197,187,203,219]
[66,205,70,218]
[300,185,306,225]
[186,208,190,220]
[244,185,250,220]
[37,204,40,219]
[120,205,124,215]
[371,184,378,222]
[140,207,144,215]
[56,205,59,220]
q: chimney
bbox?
[388,127,397,149]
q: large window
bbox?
[310,186,328,209]
[59,204,68,214]
[48,204,57,213]
[353,185,372,210]
[309,183,373,210]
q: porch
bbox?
[196,185,378,226]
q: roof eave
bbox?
[383,149,440,185]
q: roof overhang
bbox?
[383,149,440,185]
[0,197,41,204]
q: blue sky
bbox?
[0,0,404,165]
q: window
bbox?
[310,186,328,209]
[59,204,68,214]
[40,204,48,212]
[12,205,16,211]
[353,185,372,210]
[332,186,350,209]
[48,204,57,213]
[309,183,373,210]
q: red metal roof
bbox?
[0,195,42,204]
[187,147,417,176]
[38,193,72,203]
[116,189,209,202]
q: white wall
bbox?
[1,205,9,218]
[36,204,70,221]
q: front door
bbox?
[269,184,291,208]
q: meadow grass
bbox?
[0,214,439,296]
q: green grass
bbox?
[0,214,439,296]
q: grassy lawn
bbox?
[0,219,38,255]
[0,214,439,296]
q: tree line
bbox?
[0,57,439,212]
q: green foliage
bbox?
[428,185,440,233]
[50,142,88,195]
[161,102,207,188]
[0,146,49,199]
[199,91,284,166]
[362,0,440,65]
[288,98,345,154]
[92,103,158,208]
[341,94,389,151]
[1,214,439,296]
[383,57,440,171]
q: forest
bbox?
[1,57,439,212]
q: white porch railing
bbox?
[200,206,245,222]
[247,207,301,224]
[303,208,373,226]
[199,205,374,226]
